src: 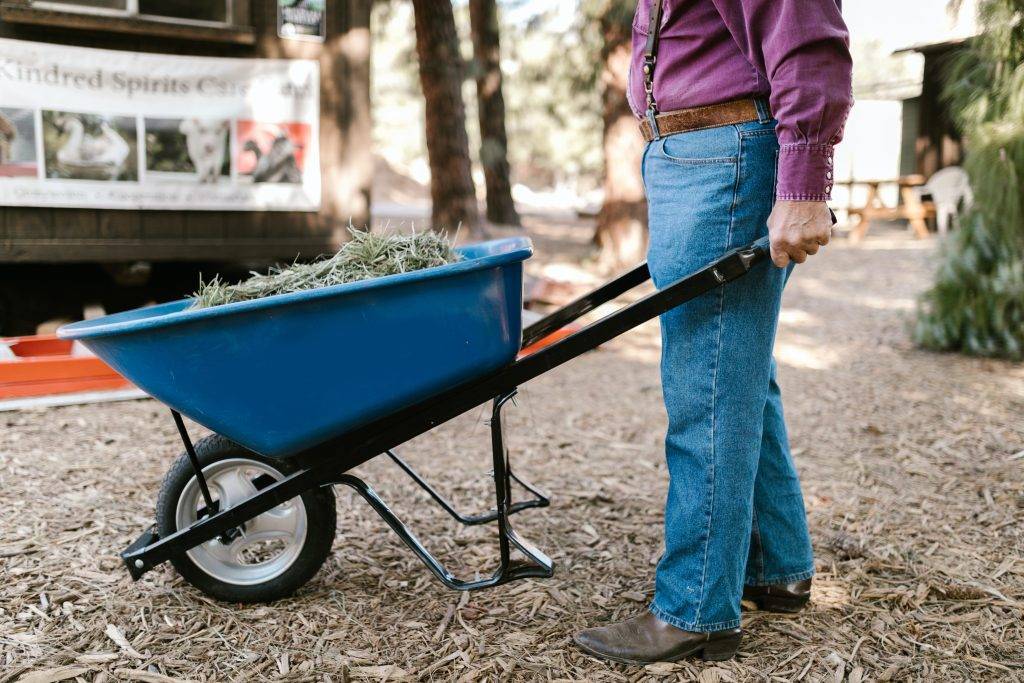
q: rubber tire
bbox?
[155,434,336,603]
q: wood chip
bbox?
[112,671,197,683]
[15,667,91,683]
[348,665,411,681]
[104,624,144,659]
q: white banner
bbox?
[0,38,320,211]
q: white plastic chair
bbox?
[923,166,973,235]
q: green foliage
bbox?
[914,0,1024,360]
[579,0,635,29]
[500,6,604,186]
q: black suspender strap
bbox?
[642,0,666,139]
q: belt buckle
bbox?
[646,109,661,141]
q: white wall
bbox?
[843,0,977,51]
[832,99,905,212]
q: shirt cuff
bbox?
[776,144,835,202]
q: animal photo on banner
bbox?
[235,121,308,184]
[0,107,38,178]
[42,110,138,182]
[145,118,230,183]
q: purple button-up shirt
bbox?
[630,0,853,201]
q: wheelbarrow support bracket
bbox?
[331,391,553,591]
[384,447,548,527]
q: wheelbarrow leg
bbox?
[387,448,548,524]
[331,389,553,591]
[383,405,549,526]
[491,391,519,573]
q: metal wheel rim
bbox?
[175,457,308,586]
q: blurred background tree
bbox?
[371,1,605,225]
[410,0,480,235]
[501,5,604,190]
[469,0,520,226]
[915,0,1024,359]
[582,0,647,270]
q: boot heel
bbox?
[755,595,808,614]
[701,632,741,661]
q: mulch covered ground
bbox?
[2,224,1022,682]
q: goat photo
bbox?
[145,117,230,183]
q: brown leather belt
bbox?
[639,99,763,142]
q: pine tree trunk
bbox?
[593,13,647,270]
[469,0,520,226]
[411,0,480,235]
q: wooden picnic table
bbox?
[836,175,934,241]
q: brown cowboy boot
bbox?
[742,578,812,613]
[574,612,742,665]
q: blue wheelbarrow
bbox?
[59,235,772,603]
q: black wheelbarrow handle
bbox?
[521,206,836,347]
[522,209,835,348]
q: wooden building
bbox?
[896,38,967,178]
[0,0,371,265]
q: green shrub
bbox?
[914,0,1024,360]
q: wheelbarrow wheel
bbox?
[155,434,336,603]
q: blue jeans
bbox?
[642,110,814,633]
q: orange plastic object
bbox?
[0,334,131,399]
[517,324,582,359]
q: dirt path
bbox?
[2,227,1022,682]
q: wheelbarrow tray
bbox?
[58,237,533,457]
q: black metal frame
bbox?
[122,238,771,589]
[384,449,548,527]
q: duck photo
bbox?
[42,110,137,181]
